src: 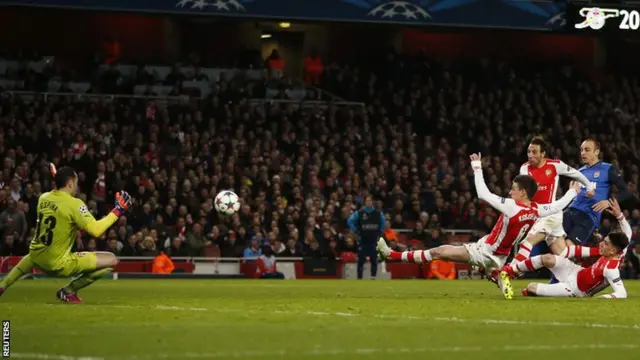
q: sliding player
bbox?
[377,153,581,298]
[509,137,594,266]
[0,165,132,303]
[499,198,630,299]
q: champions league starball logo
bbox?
[367,1,431,20]
[176,0,246,11]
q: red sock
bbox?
[389,251,403,261]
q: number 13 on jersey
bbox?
[33,213,57,246]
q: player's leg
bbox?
[524,282,578,297]
[563,210,596,246]
[377,238,471,264]
[357,245,366,280]
[58,251,119,302]
[0,254,37,294]
[548,236,568,255]
[368,244,378,279]
[510,232,546,265]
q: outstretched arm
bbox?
[606,198,632,255]
[554,161,594,192]
[471,154,518,217]
[600,267,627,299]
[72,191,132,238]
[537,184,579,218]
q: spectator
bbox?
[0,199,27,243]
[256,246,285,279]
[140,236,157,257]
[409,221,429,246]
[280,239,300,257]
[106,235,122,256]
[426,228,446,249]
[0,232,19,256]
[271,238,286,255]
[187,223,208,256]
[168,236,189,257]
[121,234,141,257]
[243,237,262,260]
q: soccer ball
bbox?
[214,190,240,216]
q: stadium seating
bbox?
[0,51,638,278]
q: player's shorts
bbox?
[563,208,597,245]
[529,212,565,245]
[533,255,587,298]
[463,236,507,271]
[31,252,98,277]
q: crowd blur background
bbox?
[0,7,639,279]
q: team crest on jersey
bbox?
[545,169,552,177]
[361,212,369,221]
[79,205,89,215]
[594,171,600,178]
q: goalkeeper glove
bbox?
[112,191,132,217]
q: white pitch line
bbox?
[28,343,636,360]
[154,305,208,311]
[10,354,104,360]
[39,303,640,331]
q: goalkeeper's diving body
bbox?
[0,165,132,303]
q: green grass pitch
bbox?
[3,279,640,360]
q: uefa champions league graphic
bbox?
[176,0,246,11]
[366,1,431,20]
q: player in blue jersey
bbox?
[560,138,633,250]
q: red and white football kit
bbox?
[526,215,631,298]
[465,167,579,270]
[520,159,593,241]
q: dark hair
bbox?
[54,166,77,189]
[583,137,601,150]
[608,232,629,253]
[513,174,538,200]
[529,136,548,156]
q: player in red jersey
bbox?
[509,137,595,265]
[377,153,581,298]
[499,199,630,299]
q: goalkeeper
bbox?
[0,165,132,303]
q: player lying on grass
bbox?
[0,165,132,303]
[377,153,581,298]
[498,198,630,299]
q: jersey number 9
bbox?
[35,213,57,246]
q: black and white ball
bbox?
[214,190,240,216]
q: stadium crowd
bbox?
[0,49,639,278]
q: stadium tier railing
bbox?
[116,228,476,262]
[4,90,366,110]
